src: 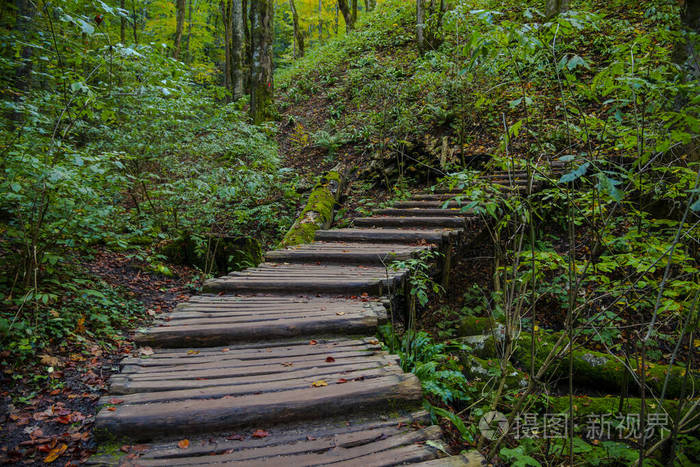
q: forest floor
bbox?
[0,250,200,465]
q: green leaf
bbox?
[559,163,590,184]
[76,18,94,35]
[567,55,590,70]
[690,198,700,212]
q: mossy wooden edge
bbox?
[280,166,346,247]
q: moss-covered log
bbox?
[457,318,697,398]
[281,166,346,247]
[547,395,683,418]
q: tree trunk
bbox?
[131,0,139,44]
[337,0,353,32]
[120,0,126,43]
[351,0,357,24]
[363,0,369,12]
[12,0,34,124]
[318,0,323,42]
[249,0,274,124]
[174,0,186,58]
[231,0,245,98]
[416,0,424,53]
[545,0,570,18]
[334,3,338,34]
[221,0,233,93]
[184,0,192,62]
[289,0,304,58]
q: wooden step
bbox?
[392,200,469,209]
[265,242,426,264]
[375,207,472,217]
[202,263,406,295]
[315,228,457,244]
[89,411,441,465]
[95,371,422,440]
[353,216,467,228]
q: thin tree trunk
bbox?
[12,0,34,124]
[221,0,233,93]
[131,0,139,44]
[231,0,244,98]
[120,0,126,43]
[416,0,424,53]
[249,0,274,123]
[289,0,304,58]
[184,0,192,62]
[337,0,353,32]
[173,0,186,58]
[318,0,323,42]
[334,2,339,33]
[351,0,357,24]
[363,0,369,12]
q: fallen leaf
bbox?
[368,339,379,345]
[222,348,230,353]
[282,362,294,367]
[337,378,348,384]
[309,340,318,345]
[252,429,269,438]
[108,398,125,405]
[187,350,200,355]
[39,354,60,367]
[226,434,243,441]
[311,380,328,387]
[76,316,86,333]
[43,443,67,463]
[178,439,189,449]
[336,311,345,316]
[325,356,335,362]
[107,407,116,412]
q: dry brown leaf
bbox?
[39,354,60,367]
[336,311,345,316]
[325,356,335,362]
[177,439,190,449]
[43,443,67,463]
[252,429,269,438]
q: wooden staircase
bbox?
[90,164,564,465]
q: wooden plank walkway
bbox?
[91,163,564,465]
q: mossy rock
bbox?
[465,355,528,390]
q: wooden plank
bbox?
[201,278,402,296]
[119,411,431,462]
[114,353,390,383]
[121,341,380,367]
[121,349,381,374]
[315,228,452,244]
[95,374,423,440]
[353,216,467,228]
[101,366,404,406]
[375,208,472,217]
[129,425,441,466]
[109,358,398,394]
